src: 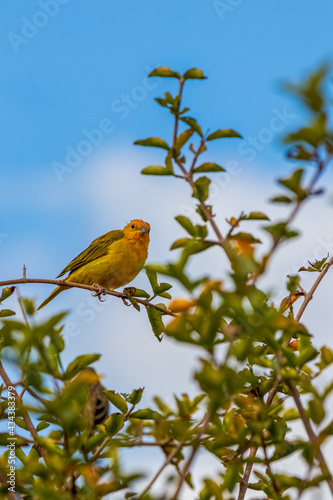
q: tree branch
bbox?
[287,379,333,495]
[138,441,184,499]
[0,278,175,317]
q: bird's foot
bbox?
[122,287,140,310]
[92,283,107,302]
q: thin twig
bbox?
[138,441,184,499]
[171,79,226,248]
[0,278,175,317]
[261,437,279,495]
[171,412,210,499]
[288,379,333,494]
[295,255,333,322]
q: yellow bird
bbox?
[37,219,150,310]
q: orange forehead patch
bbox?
[128,219,150,231]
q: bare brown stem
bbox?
[138,441,184,499]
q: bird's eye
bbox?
[131,224,135,229]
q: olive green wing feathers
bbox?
[56,229,124,278]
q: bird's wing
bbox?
[56,230,124,278]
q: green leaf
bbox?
[0,309,15,318]
[246,211,270,221]
[175,128,194,150]
[0,286,15,303]
[148,67,181,78]
[130,409,163,420]
[146,269,158,291]
[36,421,50,432]
[21,298,35,316]
[283,113,327,148]
[297,345,319,367]
[270,195,293,204]
[308,399,325,424]
[183,68,207,80]
[134,137,170,150]
[278,168,308,200]
[85,432,106,453]
[0,433,27,446]
[283,408,300,421]
[193,162,226,173]
[284,64,329,112]
[175,216,197,237]
[127,388,144,405]
[154,283,172,294]
[141,166,173,175]
[147,306,164,342]
[287,274,300,294]
[104,391,128,413]
[64,354,101,380]
[129,288,150,299]
[179,116,203,136]
[207,129,242,141]
[319,346,333,367]
[264,223,298,242]
[155,97,167,108]
[193,176,210,202]
[170,237,192,250]
[104,413,124,436]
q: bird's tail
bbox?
[37,285,66,310]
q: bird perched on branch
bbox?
[37,219,150,309]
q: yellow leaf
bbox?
[168,298,196,313]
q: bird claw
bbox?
[92,283,107,302]
[121,287,136,307]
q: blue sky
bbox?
[1,2,333,497]
[0,0,332,266]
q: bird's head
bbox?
[124,219,150,243]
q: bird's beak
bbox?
[139,225,148,233]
